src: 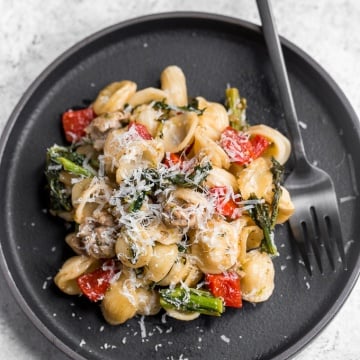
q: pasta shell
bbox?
[144,243,178,282]
[203,166,239,192]
[196,97,229,140]
[161,112,199,153]
[192,128,230,169]
[101,272,138,325]
[93,81,137,115]
[238,225,263,265]
[115,139,164,183]
[241,250,275,303]
[71,178,92,206]
[115,228,154,268]
[166,308,200,321]
[102,128,128,172]
[131,104,162,137]
[163,188,209,229]
[237,157,273,202]
[136,288,161,316]
[127,87,169,107]
[160,65,187,106]
[157,255,192,286]
[145,221,183,245]
[191,218,239,274]
[73,177,112,224]
[54,255,100,295]
[276,186,295,224]
[182,262,203,287]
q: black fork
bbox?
[256,0,347,274]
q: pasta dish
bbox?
[46,66,294,324]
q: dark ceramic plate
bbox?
[0,12,359,360]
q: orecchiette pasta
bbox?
[130,104,162,137]
[240,249,275,303]
[145,221,183,245]
[191,218,241,274]
[196,97,229,140]
[237,157,274,202]
[101,272,138,325]
[93,80,137,115]
[47,65,294,326]
[135,287,161,316]
[143,243,179,282]
[161,112,199,153]
[54,255,101,295]
[115,139,164,183]
[127,87,169,108]
[193,128,231,169]
[277,186,296,224]
[160,65,187,106]
[204,166,239,192]
[115,227,154,268]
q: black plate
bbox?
[0,12,359,360]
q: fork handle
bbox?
[256,0,307,163]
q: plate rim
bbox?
[0,11,359,360]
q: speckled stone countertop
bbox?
[0,0,359,359]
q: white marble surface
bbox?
[0,0,359,359]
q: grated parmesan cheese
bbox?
[79,339,86,347]
[138,315,147,338]
[220,334,230,343]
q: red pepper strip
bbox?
[250,134,270,159]
[77,260,118,302]
[163,152,182,167]
[62,107,95,143]
[209,186,241,219]
[220,127,253,165]
[205,272,242,308]
[220,127,269,165]
[128,122,153,140]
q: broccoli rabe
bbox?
[45,145,94,214]
[247,158,284,256]
[127,161,212,212]
[152,98,205,118]
[225,87,248,131]
[159,287,224,317]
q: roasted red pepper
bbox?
[209,186,241,219]
[128,122,152,140]
[205,271,242,308]
[163,152,182,167]
[62,107,95,143]
[250,134,270,159]
[77,260,118,302]
[220,127,269,165]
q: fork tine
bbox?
[325,213,347,270]
[288,221,313,275]
[306,207,324,274]
[316,214,335,270]
[316,212,345,271]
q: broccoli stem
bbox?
[248,195,278,256]
[159,287,224,316]
[169,162,212,188]
[247,159,285,256]
[270,158,284,228]
[261,218,278,256]
[57,157,94,177]
[225,87,247,131]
